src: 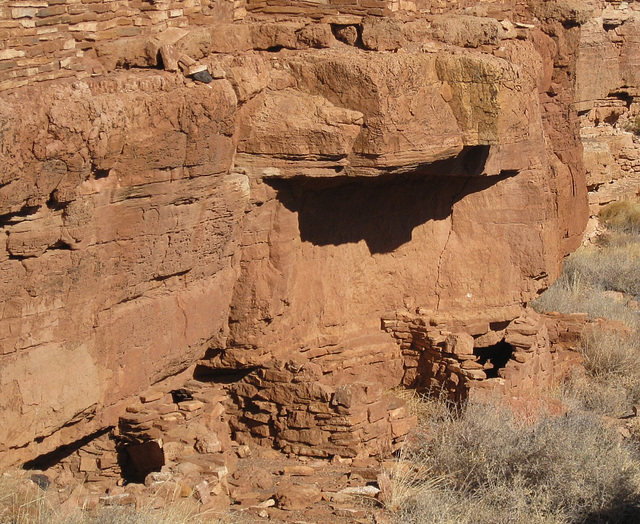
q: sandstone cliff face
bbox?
[0,1,589,466]
[0,75,248,460]
[573,1,640,228]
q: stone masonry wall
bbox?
[225,333,416,458]
[0,0,238,91]
[383,308,585,402]
[243,0,479,19]
[35,374,237,510]
[0,0,527,92]
[574,1,640,231]
[245,0,395,18]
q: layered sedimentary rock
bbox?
[0,74,247,464]
[0,0,591,468]
[574,1,640,229]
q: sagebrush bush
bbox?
[580,328,640,378]
[599,201,640,234]
[559,327,640,417]
[562,368,640,418]
[391,400,640,524]
[532,275,640,330]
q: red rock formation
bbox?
[0,1,590,468]
[573,1,640,232]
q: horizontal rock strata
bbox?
[0,0,593,470]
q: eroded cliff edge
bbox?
[0,0,592,467]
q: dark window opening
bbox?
[93,167,111,179]
[170,388,194,403]
[118,441,164,483]
[474,341,514,379]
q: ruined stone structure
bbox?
[383,308,585,402]
[4,0,632,497]
[573,2,640,229]
[0,0,241,91]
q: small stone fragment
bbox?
[194,480,211,504]
[192,70,213,83]
[195,433,222,454]
[236,444,251,458]
[275,482,321,510]
[140,390,164,403]
[334,25,358,46]
[281,465,315,476]
[178,400,204,412]
[339,485,380,496]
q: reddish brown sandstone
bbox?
[0,1,594,470]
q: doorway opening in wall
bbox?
[473,341,514,379]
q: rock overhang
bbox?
[233,45,543,180]
[0,2,591,469]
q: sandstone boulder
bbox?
[275,481,321,510]
[431,15,503,48]
[361,16,404,51]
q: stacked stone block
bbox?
[54,433,123,485]
[0,0,503,92]
[244,0,476,18]
[51,377,235,487]
[383,308,584,402]
[0,0,235,91]
[227,334,416,458]
[245,0,396,18]
[580,96,640,208]
[114,379,234,479]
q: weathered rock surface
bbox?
[0,1,591,470]
[0,74,248,463]
[573,1,640,225]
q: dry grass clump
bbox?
[532,212,640,417]
[390,386,452,422]
[84,505,211,524]
[599,201,640,234]
[562,243,640,298]
[390,400,640,524]
[560,328,640,417]
[533,201,640,309]
[532,234,640,330]
[0,475,51,524]
[623,115,640,137]
[580,328,640,379]
[532,273,639,330]
[562,370,637,418]
[0,475,234,524]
